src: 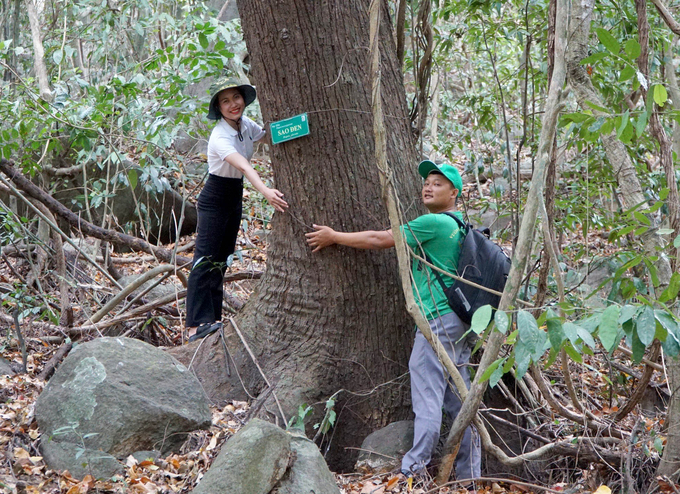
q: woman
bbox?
[186,77,288,341]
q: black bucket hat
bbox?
[207,77,257,120]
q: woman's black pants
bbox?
[185,174,243,327]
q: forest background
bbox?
[1,0,680,492]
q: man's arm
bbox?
[306,225,395,252]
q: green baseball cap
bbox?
[418,160,463,197]
[207,77,257,120]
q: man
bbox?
[306,160,481,480]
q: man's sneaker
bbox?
[188,321,222,342]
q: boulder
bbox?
[0,357,14,376]
[276,434,341,494]
[35,337,212,479]
[192,419,339,494]
[355,420,413,474]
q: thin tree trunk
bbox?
[437,0,569,482]
[395,0,407,68]
[25,0,52,101]
[664,39,680,160]
[534,0,558,314]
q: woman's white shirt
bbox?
[207,116,266,178]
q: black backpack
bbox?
[429,213,511,325]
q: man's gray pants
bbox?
[401,311,481,479]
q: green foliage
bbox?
[287,404,313,433]
[470,304,492,334]
[0,0,257,228]
[313,397,337,436]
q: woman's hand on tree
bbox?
[305,225,337,252]
[263,188,288,212]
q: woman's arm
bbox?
[306,225,395,252]
[224,152,288,212]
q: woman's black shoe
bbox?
[188,322,223,342]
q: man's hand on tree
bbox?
[306,225,337,252]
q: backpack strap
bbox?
[422,212,467,293]
[441,211,466,230]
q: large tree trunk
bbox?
[230,0,418,470]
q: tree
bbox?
[177,0,421,470]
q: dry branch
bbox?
[90,264,178,324]
[38,341,72,381]
[29,200,71,325]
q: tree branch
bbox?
[0,159,191,266]
[650,0,680,35]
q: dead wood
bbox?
[37,341,72,381]
[614,342,661,422]
[42,163,83,177]
[0,159,191,266]
[24,243,47,290]
[29,200,71,325]
[0,170,122,288]
[0,313,61,335]
[12,309,27,373]
[480,409,551,444]
[531,365,626,439]
[90,264,179,324]
[610,360,670,396]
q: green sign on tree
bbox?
[270,113,310,144]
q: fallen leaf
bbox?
[13,447,30,459]
[592,486,611,494]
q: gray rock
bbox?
[205,0,239,22]
[192,419,340,494]
[36,337,211,479]
[465,208,513,238]
[276,434,341,494]
[0,357,14,376]
[193,419,292,494]
[40,442,122,480]
[355,420,413,474]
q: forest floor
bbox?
[0,156,672,494]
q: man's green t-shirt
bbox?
[400,211,464,321]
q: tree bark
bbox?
[659,352,680,478]
[635,0,680,273]
[232,0,419,470]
